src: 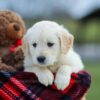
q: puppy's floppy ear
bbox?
[58,28,74,54]
[22,33,31,56]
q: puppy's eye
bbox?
[33,43,37,48]
[47,42,54,47]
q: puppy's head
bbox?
[22,21,74,67]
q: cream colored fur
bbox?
[22,21,84,90]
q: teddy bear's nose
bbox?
[13,24,20,31]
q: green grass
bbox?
[84,62,100,100]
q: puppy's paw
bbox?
[55,74,70,90]
[37,70,54,86]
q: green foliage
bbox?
[25,18,100,44]
[78,20,100,43]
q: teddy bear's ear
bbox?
[58,27,74,54]
[6,23,24,39]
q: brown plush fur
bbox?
[0,10,25,71]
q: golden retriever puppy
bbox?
[22,21,84,90]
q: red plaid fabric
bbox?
[0,71,91,100]
[0,72,41,100]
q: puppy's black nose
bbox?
[37,56,45,63]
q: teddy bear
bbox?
[0,10,26,71]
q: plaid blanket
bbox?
[0,71,91,100]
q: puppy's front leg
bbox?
[31,67,54,86]
[55,65,72,90]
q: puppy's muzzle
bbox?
[37,56,46,64]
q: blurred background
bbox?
[0,0,100,99]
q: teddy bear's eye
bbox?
[47,42,54,47]
[33,43,37,48]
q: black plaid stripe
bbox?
[0,71,16,83]
[20,89,38,100]
[29,83,46,96]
